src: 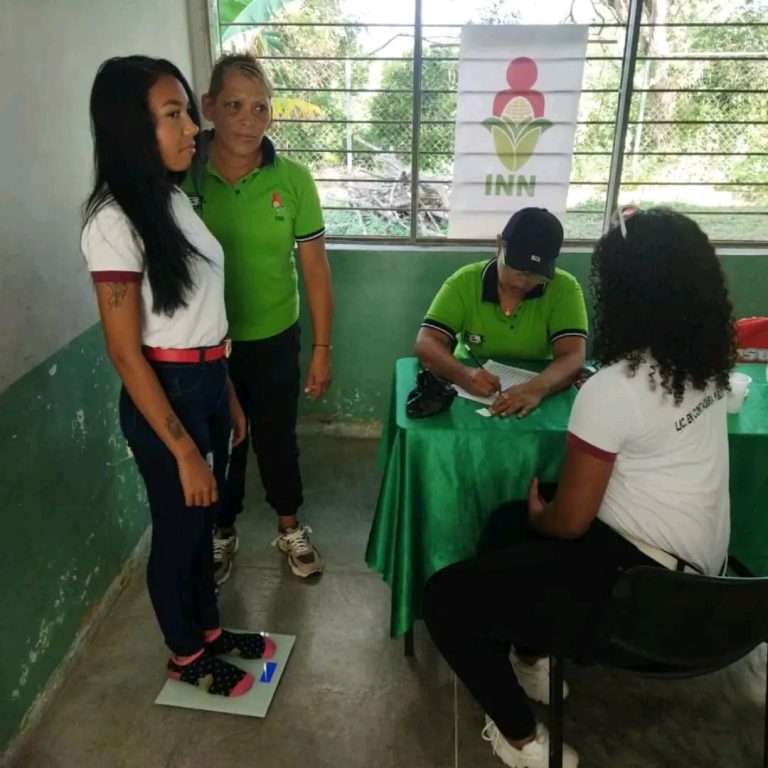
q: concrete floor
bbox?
[8,436,766,768]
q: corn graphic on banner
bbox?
[448,25,588,238]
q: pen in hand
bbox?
[462,340,486,367]
[463,342,501,394]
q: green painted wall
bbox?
[0,325,146,751]
[2,245,766,750]
[298,246,768,426]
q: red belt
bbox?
[143,339,231,364]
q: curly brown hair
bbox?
[591,208,736,403]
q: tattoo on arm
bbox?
[165,414,185,441]
[106,282,128,309]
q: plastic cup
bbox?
[726,372,752,414]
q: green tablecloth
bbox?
[366,357,768,637]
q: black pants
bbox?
[120,359,230,656]
[218,322,303,526]
[422,500,659,741]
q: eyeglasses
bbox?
[615,205,640,238]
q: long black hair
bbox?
[591,208,736,403]
[84,56,203,315]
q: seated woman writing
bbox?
[414,207,587,418]
[422,208,735,768]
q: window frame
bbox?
[203,0,768,246]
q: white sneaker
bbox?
[481,718,579,768]
[212,527,239,586]
[510,651,569,705]
[271,525,323,578]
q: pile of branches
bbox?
[321,140,450,236]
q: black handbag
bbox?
[574,364,598,390]
[406,369,457,418]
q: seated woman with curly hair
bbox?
[422,208,736,768]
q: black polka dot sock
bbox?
[204,629,276,659]
[167,650,254,697]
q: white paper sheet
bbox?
[453,360,538,406]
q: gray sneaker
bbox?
[213,526,239,586]
[272,525,323,578]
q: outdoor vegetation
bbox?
[215,0,768,241]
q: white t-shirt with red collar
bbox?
[568,357,730,575]
[81,189,227,349]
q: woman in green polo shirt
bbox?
[414,207,587,418]
[184,54,333,582]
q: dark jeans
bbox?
[119,359,231,656]
[422,500,659,741]
[219,322,302,526]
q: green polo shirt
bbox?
[182,136,325,340]
[421,259,588,360]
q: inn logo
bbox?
[482,57,552,173]
[448,24,587,237]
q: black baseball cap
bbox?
[501,207,564,279]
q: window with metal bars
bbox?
[207,0,768,244]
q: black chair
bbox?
[548,566,768,768]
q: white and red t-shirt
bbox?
[81,189,227,349]
[568,358,730,575]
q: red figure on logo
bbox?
[492,57,545,121]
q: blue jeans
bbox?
[119,359,230,656]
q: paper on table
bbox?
[453,360,538,406]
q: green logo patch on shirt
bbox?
[272,191,285,221]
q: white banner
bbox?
[447,25,588,239]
